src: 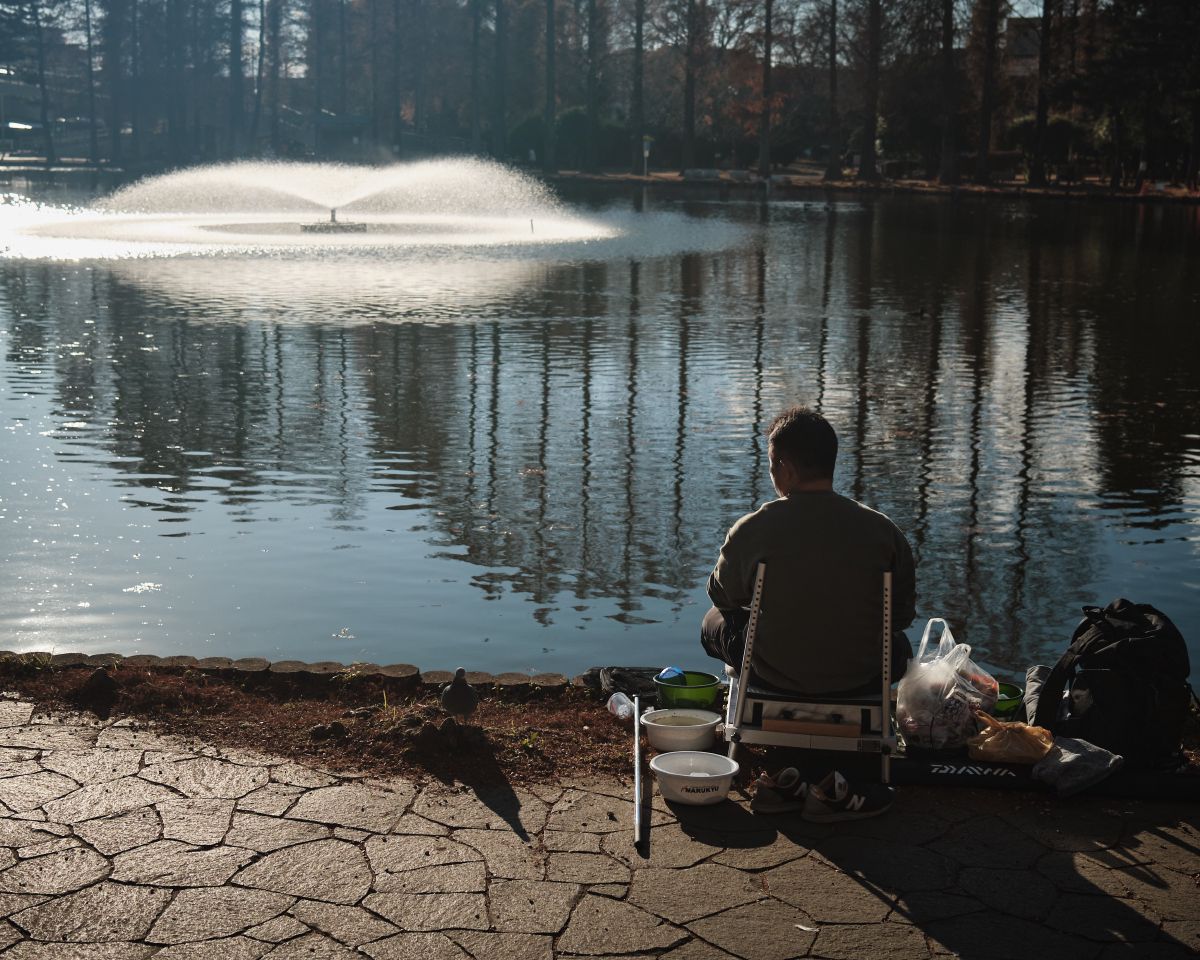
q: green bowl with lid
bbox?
[653,670,723,709]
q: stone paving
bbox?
[0,696,1196,959]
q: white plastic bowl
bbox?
[640,709,721,752]
[649,751,739,805]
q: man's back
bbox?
[707,491,915,695]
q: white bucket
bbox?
[649,751,739,806]
[640,709,721,752]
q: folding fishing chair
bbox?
[723,563,898,783]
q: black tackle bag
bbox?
[1033,599,1192,768]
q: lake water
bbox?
[2,183,1198,681]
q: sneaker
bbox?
[750,767,810,814]
[802,771,894,823]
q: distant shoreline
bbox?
[3,159,1198,206]
[548,169,1200,206]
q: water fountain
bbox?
[0,158,617,256]
[0,158,744,314]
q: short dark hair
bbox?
[768,406,837,480]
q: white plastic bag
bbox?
[897,619,1000,750]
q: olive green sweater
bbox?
[707,491,916,695]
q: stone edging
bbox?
[0,650,573,694]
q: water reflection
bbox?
[1,195,1197,674]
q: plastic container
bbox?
[654,670,723,709]
[606,692,634,721]
[640,709,721,752]
[993,682,1024,717]
[649,751,739,805]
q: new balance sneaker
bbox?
[750,767,810,814]
[801,771,894,822]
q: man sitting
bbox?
[702,405,915,697]
[701,406,916,821]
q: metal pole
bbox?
[881,570,893,783]
[632,694,642,847]
[727,562,766,760]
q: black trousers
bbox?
[700,605,912,697]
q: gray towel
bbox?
[1024,664,1052,721]
[1032,736,1124,797]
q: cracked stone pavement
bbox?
[0,697,1196,959]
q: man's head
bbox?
[767,406,837,496]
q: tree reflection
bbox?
[2,195,1197,670]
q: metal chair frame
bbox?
[723,563,897,782]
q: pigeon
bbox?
[440,668,479,723]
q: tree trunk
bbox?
[937,0,957,183]
[392,0,403,149]
[84,0,100,164]
[267,0,282,154]
[470,0,481,152]
[338,0,347,115]
[1029,0,1054,186]
[975,0,1000,184]
[369,0,379,144]
[630,0,644,173]
[494,0,508,158]
[250,0,267,148]
[166,0,186,161]
[543,0,555,171]
[413,0,427,134]
[682,0,697,170]
[230,0,245,154]
[823,0,840,180]
[312,0,324,154]
[584,0,599,172]
[857,0,881,180]
[31,0,55,164]
[100,0,125,165]
[1108,109,1122,190]
[130,0,140,159]
[756,0,773,178]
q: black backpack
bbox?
[1033,599,1192,768]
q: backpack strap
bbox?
[1032,606,1109,729]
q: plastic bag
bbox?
[896,619,1000,750]
[968,711,1054,763]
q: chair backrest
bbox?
[730,562,893,718]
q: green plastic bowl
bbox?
[654,671,723,709]
[993,682,1024,717]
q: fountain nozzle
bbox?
[302,207,365,233]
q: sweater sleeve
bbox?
[892,525,917,630]
[706,513,759,612]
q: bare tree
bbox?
[470,0,482,151]
[975,0,1001,183]
[757,0,773,177]
[543,0,556,170]
[937,0,957,183]
[584,0,600,171]
[630,0,644,172]
[29,0,56,164]
[857,0,881,180]
[1029,0,1056,185]
[82,0,99,162]
[681,0,698,169]
[230,0,246,153]
[823,0,840,179]
[494,0,508,157]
